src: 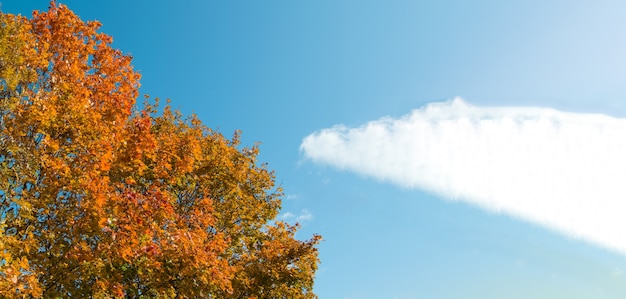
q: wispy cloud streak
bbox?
[301,98,626,254]
[280,209,313,224]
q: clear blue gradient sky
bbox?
[4,1,626,298]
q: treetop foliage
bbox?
[0,3,320,298]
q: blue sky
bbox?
[5,1,626,298]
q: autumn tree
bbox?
[0,3,320,298]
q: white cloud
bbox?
[301,97,626,254]
[280,209,313,224]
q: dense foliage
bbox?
[0,3,320,298]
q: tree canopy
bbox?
[0,3,320,298]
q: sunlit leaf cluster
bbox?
[0,3,320,298]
